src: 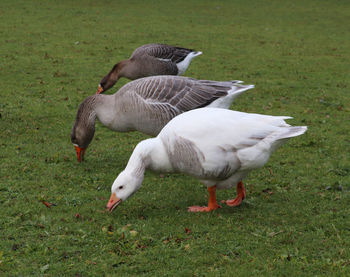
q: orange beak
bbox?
[106,192,122,212]
[96,84,104,94]
[74,145,86,162]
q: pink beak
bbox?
[106,192,122,212]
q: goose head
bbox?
[70,125,95,162]
[96,74,112,94]
[97,62,127,94]
[107,170,143,212]
[71,96,97,162]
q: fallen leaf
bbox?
[40,264,50,273]
[268,230,283,237]
[185,228,191,234]
[136,243,147,249]
[41,201,57,208]
[163,238,170,244]
[262,188,273,195]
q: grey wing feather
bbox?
[132,76,230,112]
[132,44,194,63]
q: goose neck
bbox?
[125,138,158,177]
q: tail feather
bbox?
[238,125,307,170]
[176,51,202,75]
[228,84,255,96]
[276,126,308,140]
[207,81,254,109]
[266,126,307,153]
[191,51,203,57]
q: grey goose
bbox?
[72,75,254,162]
[96,43,202,94]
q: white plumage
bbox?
[106,108,307,213]
[176,51,202,75]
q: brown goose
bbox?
[96,43,202,94]
[71,75,254,162]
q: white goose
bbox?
[96,43,202,93]
[107,108,307,213]
[71,76,254,162]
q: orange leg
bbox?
[188,186,221,212]
[224,181,246,207]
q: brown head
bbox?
[71,96,97,162]
[97,61,128,94]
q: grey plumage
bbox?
[131,44,197,64]
[98,44,202,93]
[72,75,254,155]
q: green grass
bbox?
[1,0,350,275]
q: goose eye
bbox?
[118,186,124,190]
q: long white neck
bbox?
[124,138,172,177]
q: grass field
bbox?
[1,0,350,275]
